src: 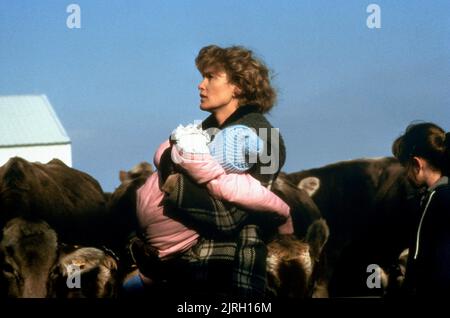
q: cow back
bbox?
[0,157,111,247]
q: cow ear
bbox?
[96,253,119,297]
[305,218,329,261]
[119,171,128,183]
[131,162,153,176]
[298,177,320,197]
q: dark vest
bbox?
[202,105,286,186]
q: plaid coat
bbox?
[163,105,286,297]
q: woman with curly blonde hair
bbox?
[134,45,289,297]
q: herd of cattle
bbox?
[0,156,420,298]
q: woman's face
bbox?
[198,68,239,113]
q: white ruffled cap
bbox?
[170,124,211,154]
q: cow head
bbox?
[0,217,57,297]
[266,218,330,298]
[47,246,119,298]
[119,162,153,185]
[0,217,119,298]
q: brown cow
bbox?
[0,217,118,298]
[0,157,132,297]
[287,157,420,297]
[0,156,134,250]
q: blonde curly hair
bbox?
[195,45,277,113]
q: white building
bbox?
[0,95,72,167]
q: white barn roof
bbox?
[0,95,71,147]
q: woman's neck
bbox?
[213,103,239,126]
[426,170,443,188]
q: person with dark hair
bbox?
[392,122,450,296]
[133,45,290,297]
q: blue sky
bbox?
[1,0,449,192]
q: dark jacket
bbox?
[404,176,450,296]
